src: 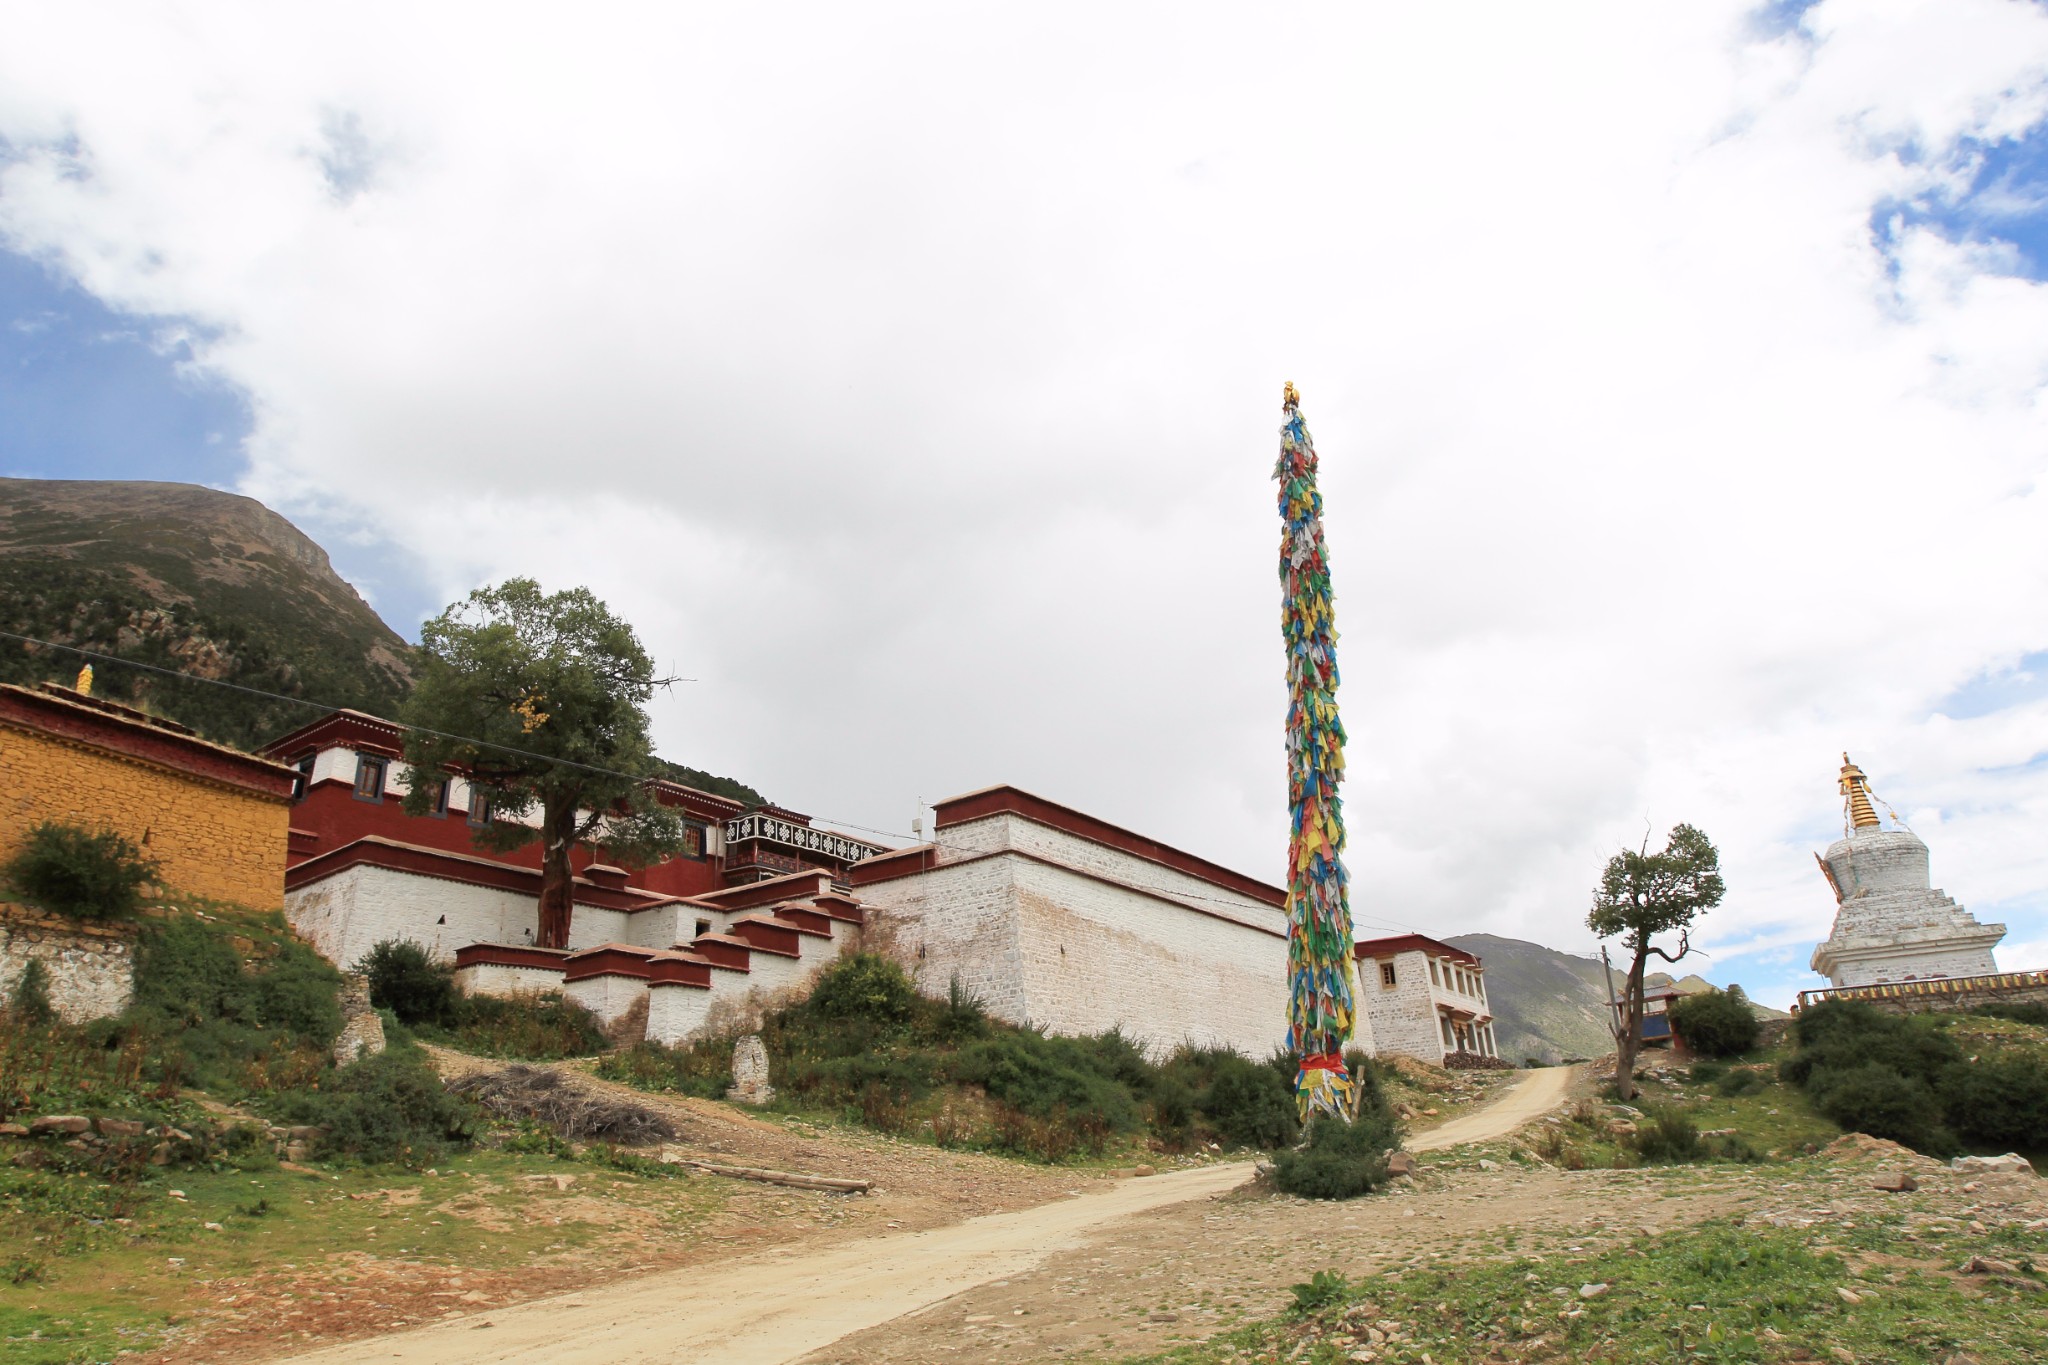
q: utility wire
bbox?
[2,627,1427,935]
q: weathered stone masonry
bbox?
[0,902,135,1023]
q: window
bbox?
[467,792,492,828]
[1428,958,1441,987]
[695,918,712,938]
[291,753,315,802]
[353,754,387,803]
[1379,961,1397,988]
[681,821,706,859]
[428,778,451,817]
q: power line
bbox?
[2,627,1425,935]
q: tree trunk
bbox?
[1612,953,1646,1102]
[535,805,577,950]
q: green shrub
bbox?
[1270,1104,1400,1200]
[1288,1268,1351,1314]
[3,822,157,920]
[6,959,56,1025]
[1629,1108,1703,1163]
[1199,1054,1299,1149]
[594,1040,732,1098]
[268,1046,476,1167]
[1976,1002,2048,1029]
[445,990,608,1060]
[948,1035,1138,1131]
[1781,1001,1961,1090]
[1714,1067,1767,1098]
[359,939,458,1028]
[1669,988,1759,1058]
[1808,1063,1956,1155]
[1939,1053,2048,1150]
[806,954,921,1029]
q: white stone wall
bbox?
[0,906,134,1024]
[1357,949,1445,1065]
[564,973,647,1027]
[647,981,715,1044]
[286,863,630,970]
[453,962,566,997]
[1815,828,2005,987]
[858,846,1292,1059]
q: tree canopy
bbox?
[1588,822,1725,1098]
[398,578,684,948]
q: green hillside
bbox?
[0,478,416,750]
[1444,932,1618,1064]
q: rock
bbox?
[332,974,387,1066]
[727,1033,775,1106]
[203,1221,224,1232]
[1607,1121,1638,1138]
[1132,1164,1156,1177]
[1386,1152,1418,1177]
[1870,1172,1918,1193]
[1961,1256,2020,1276]
[30,1115,91,1136]
[1951,1153,2035,1177]
[96,1118,145,1138]
[1830,1348,1856,1364]
[287,1125,326,1142]
[1835,1287,1862,1305]
[0,1123,28,1138]
[1146,1312,1180,1323]
[1478,1159,1501,1171]
[1578,1283,1609,1300]
[285,1142,312,1163]
[1962,1181,1982,1193]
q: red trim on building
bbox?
[693,869,836,910]
[727,913,803,958]
[1354,934,1483,967]
[689,935,754,972]
[766,903,836,938]
[284,836,679,913]
[454,943,572,972]
[261,709,407,762]
[932,785,1285,908]
[847,844,938,883]
[563,944,663,982]
[0,684,299,800]
[647,951,713,988]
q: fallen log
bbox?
[662,1151,871,1194]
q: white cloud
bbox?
[4,1,2048,1008]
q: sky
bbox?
[3,1,2048,1009]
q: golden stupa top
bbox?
[1839,753,1881,830]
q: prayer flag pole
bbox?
[1275,381,1357,1123]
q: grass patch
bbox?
[1125,1215,2048,1364]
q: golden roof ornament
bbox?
[1282,380,1300,410]
[1839,753,1881,831]
[76,663,93,697]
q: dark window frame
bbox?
[291,752,316,803]
[427,777,451,818]
[467,790,493,828]
[353,753,388,804]
[1379,961,1397,988]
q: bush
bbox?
[359,940,458,1028]
[1271,1104,1401,1200]
[1808,1063,1956,1155]
[445,990,608,1060]
[1199,1054,1299,1150]
[3,822,157,920]
[1630,1108,1703,1163]
[268,1046,476,1167]
[949,1035,1138,1132]
[806,954,921,1029]
[1781,1001,1960,1090]
[6,960,55,1026]
[595,1040,732,1098]
[1939,1053,2048,1150]
[1668,988,1759,1058]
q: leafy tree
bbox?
[399,579,685,949]
[1588,823,1725,1100]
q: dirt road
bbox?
[282,1067,1573,1365]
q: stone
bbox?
[1131,1164,1156,1178]
[1961,1256,2020,1276]
[285,1142,312,1163]
[1870,1172,1918,1193]
[1478,1158,1500,1171]
[332,974,386,1067]
[1386,1152,1418,1177]
[0,1123,28,1138]
[727,1033,775,1106]
[29,1115,91,1136]
[1835,1287,1863,1305]
[1577,1283,1609,1300]
[1951,1153,2035,1177]
[96,1118,145,1138]
[1147,1312,1180,1323]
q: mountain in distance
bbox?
[1444,933,1617,1064]
[0,477,417,750]
[0,478,768,804]
[1644,970,1791,1020]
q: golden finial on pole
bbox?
[1839,753,1881,830]
[76,663,93,697]
[1282,380,1300,410]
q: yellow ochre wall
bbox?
[0,724,290,910]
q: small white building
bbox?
[848,785,1315,1059]
[1353,933,1500,1065]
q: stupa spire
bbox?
[1839,754,1881,831]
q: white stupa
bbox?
[1810,755,2004,988]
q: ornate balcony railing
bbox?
[723,813,886,867]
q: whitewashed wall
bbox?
[286,863,631,970]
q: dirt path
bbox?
[277,1066,1577,1364]
[1408,1064,1574,1151]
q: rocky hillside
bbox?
[0,478,416,750]
[1443,933,1617,1065]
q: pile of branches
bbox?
[450,1064,676,1145]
